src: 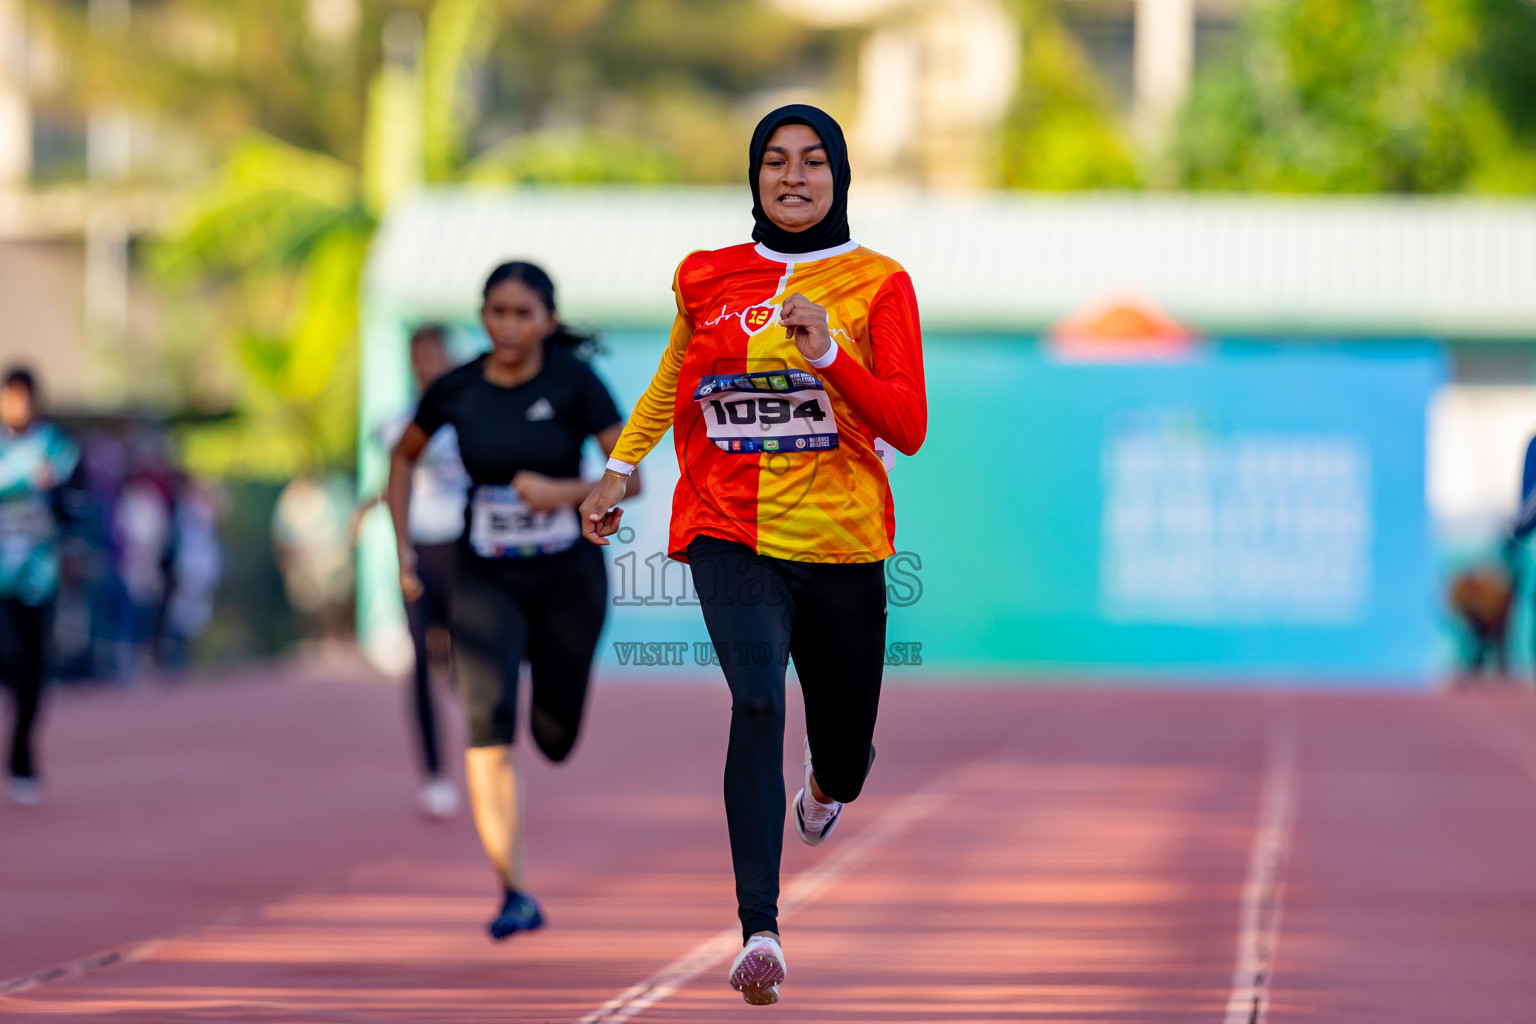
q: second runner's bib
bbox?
[468,485,580,558]
[693,370,839,454]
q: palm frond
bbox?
[422,0,499,181]
[154,134,368,280]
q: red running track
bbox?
[3,659,1536,1022]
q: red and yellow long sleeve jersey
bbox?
[610,240,927,563]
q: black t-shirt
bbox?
[413,348,624,491]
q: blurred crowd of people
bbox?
[52,425,226,680]
[2,367,220,802]
[271,472,357,646]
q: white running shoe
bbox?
[729,933,786,1005]
[418,776,460,819]
[8,776,40,807]
[794,739,842,846]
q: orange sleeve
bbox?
[820,271,927,456]
[609,260,696,467]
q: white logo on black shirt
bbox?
[526,398,555,421]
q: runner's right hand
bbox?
[579,472,628,546]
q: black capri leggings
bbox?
[687,534,887,942]
[405,541,456,778]
[450,541,607,760]
[1,598,50,781]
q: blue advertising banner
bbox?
[895,340,1444,683]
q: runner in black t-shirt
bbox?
[387,261,639,939]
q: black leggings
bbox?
[687,535,887,941]
[405,541,456,778]
[451,542,606,759]
[1,598,50,780]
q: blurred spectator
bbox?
[356,323,465,818]
[0,367,81,806]
[44,421,229,680]
[1510,436,1536,678]
[51,429,116,679]
[112,437,176,678]
[272,474,355,643]
[164,477,225,668]
[1449,561,1513,681]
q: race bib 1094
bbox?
[468,486,580,558]
[693,370,839,455]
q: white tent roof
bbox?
[367,187,1536,338]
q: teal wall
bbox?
[360,326,1445,685]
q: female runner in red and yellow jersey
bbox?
[580,105,926,1005]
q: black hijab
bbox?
[748,104,851,255]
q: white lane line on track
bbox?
[1223,714,1300,1024]
[0,942,166,997]
[572,773,958,1024]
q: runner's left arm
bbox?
[581,261,694,543]
[816,271,927,456]
[606,280,695,472]
[597,423,642,499]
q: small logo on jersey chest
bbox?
[743,306,774,333]
[526,398,555,421]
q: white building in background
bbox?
[771,0,1217,185]
[0,0,173,406]
[1133,0,1194,143]
[0,0,30,186]
[774,0,1020,188]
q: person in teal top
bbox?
[0,368,80,806]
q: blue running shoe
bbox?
[488,889,545,940]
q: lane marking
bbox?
[1223,714,1300,1024]
[0,943,163,997]
[573,774,957,1024]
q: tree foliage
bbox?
[24,0,413,170]
[996,0,1139,190]
[33,0,815,479]
[27,0,815,185]
[1172,0,1536,193]
[154,132,372,478]
[153,136,368,279]
[474,0,822,182]
[28,0,826,477]
[422,0,498,180]
[462,128,681,184]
